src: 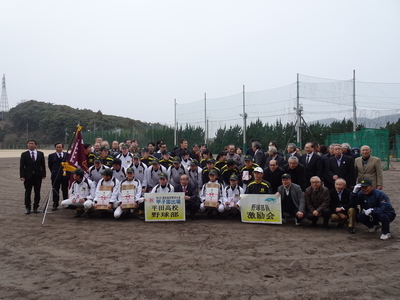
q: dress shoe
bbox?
[52,206,58,211]
[33,208,38,214]
[25,209,31,215]
[74,209,85,218]
[337,222,345,228]
[190,214,196,220]
[323,225,330,231]
[348,227,356,234]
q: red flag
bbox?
[61,126,88,183]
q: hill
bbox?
[0,100,148,145]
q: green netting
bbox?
[395,135,400,161]
[325,128,389,170]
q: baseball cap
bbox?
[207,158,216,164]
[71,168,84,176]
[209,169,218,175]
[158,172,167,179]
[360,179,372,187]
[226,159,236,166]
[112,158,121,165]
[254,167,263,173]
[229,174,238,181]
[244,155,253,161]
[190,159,199,166]
[101,168,113,176]
[126,167,134,173]
[282,173,291,179]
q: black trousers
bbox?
[282,207,305,221]
[24,176,42,209]
[52,178,69,207]
[186,199,201,216]
[306,207,331,225]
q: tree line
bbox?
[1,100,399,153]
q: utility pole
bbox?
[1,74,10,121]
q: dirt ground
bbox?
[0,152,399,300]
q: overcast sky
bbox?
[1,0,399,126]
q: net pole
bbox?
[242,85,247,151]
[204,93,207,145]
[296,73,302,148]
[353,70,357,132]
[174,98,177,146]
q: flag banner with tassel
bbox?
[61,126,88,184]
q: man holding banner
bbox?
[276,173,305,225]
[61,168,96,217]
[236,167,282,224]
[114,167,142,219]
[85,168,120,214]
[199,169,224,216]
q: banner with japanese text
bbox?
[240,194,282,224]
[144,193,185,221]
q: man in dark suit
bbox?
[20,139,46,214]
[284,143,301,164]
[252,141,266,169]
[266,147,285,168]
[174,174,200,220]
[329,178,356,234]
[48,143,70,211]
[325,144,355,191]
[299,142,322,188]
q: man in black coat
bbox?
[48,143,70,210]
[284,143,301,164]
[266,147,285,168]
[283,156,306,191]
[252,141,266,169]
[329,178,356,234]
[20,139,46,214]
[174,174,200,220]
[299,142,322,188]
[263,160,285,193]
[325,144,355,190]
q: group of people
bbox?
[19,137,396,240]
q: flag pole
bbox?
[41,124,81,225]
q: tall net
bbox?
[175,74,400,139]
